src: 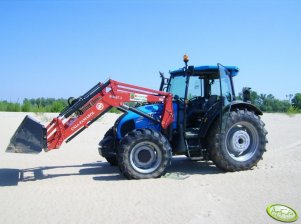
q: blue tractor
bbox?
[6,55,268,179]
[99,56,268,179]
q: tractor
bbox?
[6,55,268,179]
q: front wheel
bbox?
[98,127,118,166]
[118,129,172,179]
[208,110,268,171]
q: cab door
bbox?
[218,64,234,133]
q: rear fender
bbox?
[199,101,262,138]
[228,101,263,115]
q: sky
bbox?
[0,0,300,102]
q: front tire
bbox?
[208,110,267,171]
[98,127,118,166]
[118,129,172,179]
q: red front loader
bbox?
[6,79,174,154]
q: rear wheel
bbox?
[208,110,267,171]
[98,127,118,166]
[118,129,172,179]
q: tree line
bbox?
[0,97,121,113]
[0,92,300,113]
[237,91,301,113]
[0,98,68,113]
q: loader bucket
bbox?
[6,115,47,154]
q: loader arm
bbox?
[6,79,174,154]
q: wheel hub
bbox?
[130,142,161,173]
[135,147,155,165]
[231,130,250,154]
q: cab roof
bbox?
[170,65,239,77]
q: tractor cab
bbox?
[164,56,240,156]
[168,64,239,127]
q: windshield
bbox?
[168,75,186,98]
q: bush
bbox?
[50,101,66,112]
[22,101,31,112]
[109,107,122,114]
[287,105,300,115]
[0,102,21,112]
[0,101,8,111]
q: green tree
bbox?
[292,93,301,109]
[22,99,31,112]
[0,101,8,111]
[250,90,259,105]
[50,100,67,112]
[237,90,293,113]
[6,102,21,112]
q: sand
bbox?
[0,112,300,224]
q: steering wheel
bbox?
[188,96,204,105]
[189,96,201,101]
[174,95,185,104]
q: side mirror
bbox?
[159,71,164,78]
[242,87,251,102]
[159,72,169,92]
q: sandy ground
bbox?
[0,112,300,224]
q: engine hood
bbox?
[115,104,164,139]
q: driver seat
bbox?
[187,95,218,126]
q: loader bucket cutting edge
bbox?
[6,115,47,154]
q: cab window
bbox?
[168,75,186,98]
[188,76,203,99]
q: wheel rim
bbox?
[130,141,162,174]
[225,121,259,162]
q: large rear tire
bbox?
[98,127,118,166]
[118,129,172,179]
[208,110,268,171]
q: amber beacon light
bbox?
[183,54,189,63]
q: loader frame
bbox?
[46,79,173,151]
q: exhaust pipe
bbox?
[6,116,47,154]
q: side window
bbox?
[188,76,203,99]
[209,78,220,96]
